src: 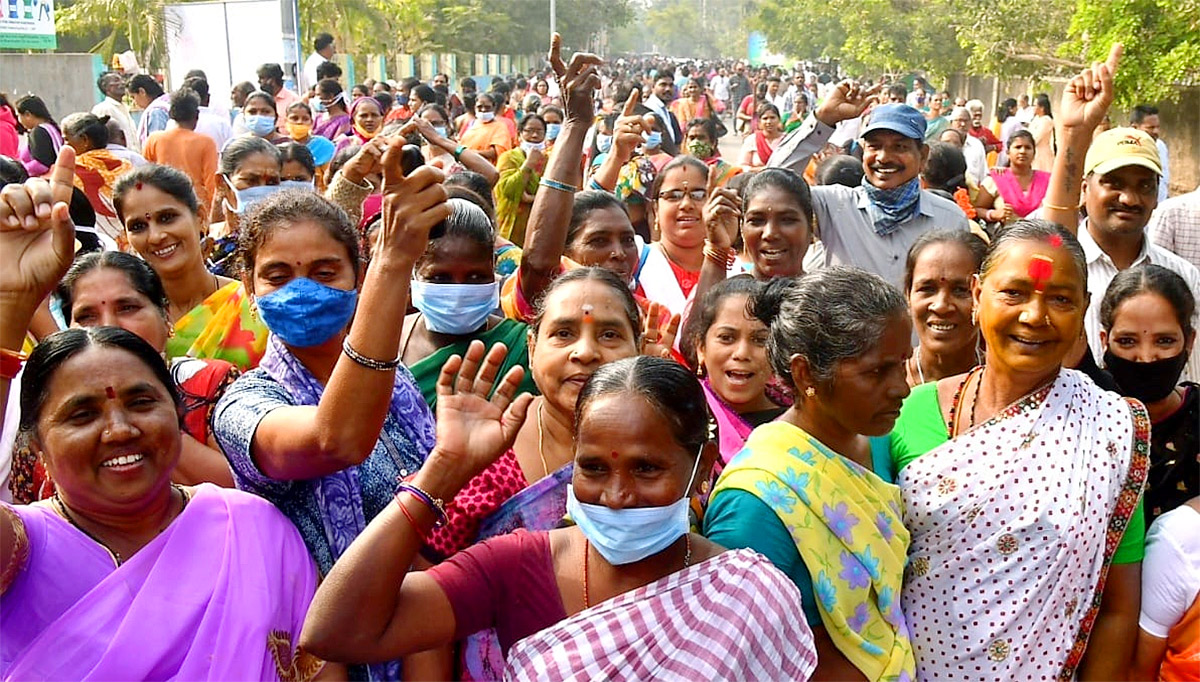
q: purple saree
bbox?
[1,484,322,681]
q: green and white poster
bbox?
[1,0,57,49]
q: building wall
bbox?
[0,53,106,122]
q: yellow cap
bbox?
[1084,127,1162,177]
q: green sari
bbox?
[409,317,538,409]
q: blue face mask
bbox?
[312,99,328,113]
[223,176,282,215]
[433,125,448,138]
[545,123,562,140]
[410,280,499,335]
[255,277,358,347]
[643,130,663,148]
[596,133,613,154]
[566,447,702,566]
[280,179,315,192]
[245,114,276,137]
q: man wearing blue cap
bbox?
[768,82,969,289]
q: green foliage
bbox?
[608,0,753,58]
[1064,0,1200,105]
[751,0,968,77]
[55,0,180,67]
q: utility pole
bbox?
[550,0,557,35]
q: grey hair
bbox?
[980,219,1087,290]
[751,267,908,387]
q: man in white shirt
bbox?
[1131,104,1170,202]
[303,32,335,91]
[178,77,232,150]
[949,106,987,184]
[1072,128,1200,382]
[91,72,140,153]
[644,72,681,147]
[1014,93,1035,125]
[711,68,730,113]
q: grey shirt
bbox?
[768,116,971,290]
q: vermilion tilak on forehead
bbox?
[1027,255,1054,293]
[105,386,116,399]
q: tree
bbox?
[56,0,180,68]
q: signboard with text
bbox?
[0,0,56,49]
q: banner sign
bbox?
[0,0,56,50]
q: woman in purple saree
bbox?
[0,327,328,680]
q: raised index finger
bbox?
[1105,43,1123,73]
[379,137,408,188]
[548,33,565,77]
[49,145,77,207]
[623,88,640,117]
[706,162,720,195]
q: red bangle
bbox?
[0,349,28,380]
[395,493,430,542]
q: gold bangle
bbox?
[1041,202,1077,211]
[703,242,737,269]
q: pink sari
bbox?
[1,484,322,681]
[990,168,1050,218]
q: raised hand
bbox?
[0,146,78,309]
[431,341,535,488]
[702,162,741,250]
[342,135,390,185]
[377,137,451,265]
[547,32,603,125]
[1058,44,1123,133]
[403,116,446,145]
[815,81,882,127]
[640,301,681,359]
[611,88,657,161]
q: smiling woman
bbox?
[0,328,327,680]
[112,164,268,371]
[891,219,1149,679]
[704,267,915,682]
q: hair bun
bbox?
[751,276,795,327]
[97,115,111,125]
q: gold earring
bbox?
[805,386,816,397]
[700,480,711,494]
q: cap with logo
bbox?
[1084,127,1162,177]
[861,104,927,141]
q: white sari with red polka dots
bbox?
[899,369,1149,681]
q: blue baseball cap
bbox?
[861,104,927,141]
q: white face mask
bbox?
[478,110,495,122]
[520,140,546,154]
[566,446,703,566]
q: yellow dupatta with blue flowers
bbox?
[712,421,916,682]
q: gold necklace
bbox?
[535,401,551,479]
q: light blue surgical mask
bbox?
[433,125,448,138]
[223,176,282,216]
[280,179,315,192]
[255,277,358,347]
[566,446,702,566]
[596,133,613,154]
[312,99,328,113]
[410,280,499,335]
[643,130,663,148]
[546,123,562,140]
[245,114,276,137]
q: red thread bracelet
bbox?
[395,493,429,542]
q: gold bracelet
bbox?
[703,242,737,269]
[1041,202,1077,211]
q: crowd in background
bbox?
[0,32,1197,682]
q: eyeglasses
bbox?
[659,189,707,203]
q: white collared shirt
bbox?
[1077,222,1200,383]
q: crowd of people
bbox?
[0,31,1197,681]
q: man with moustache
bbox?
[1054,127,1200,380]
[768,87,969,290]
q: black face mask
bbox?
[1103,350,1187,404]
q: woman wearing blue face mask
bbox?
[541,105,564,151]
[212,146,450,680]
[278,141,321,192]
[459,93,513,163]
[400,197,536,410]
[494,113,548,247]
[299,350,819,680]
[207,137,283,270]
[236,91,288,144]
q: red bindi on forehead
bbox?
[105,386,116,399]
